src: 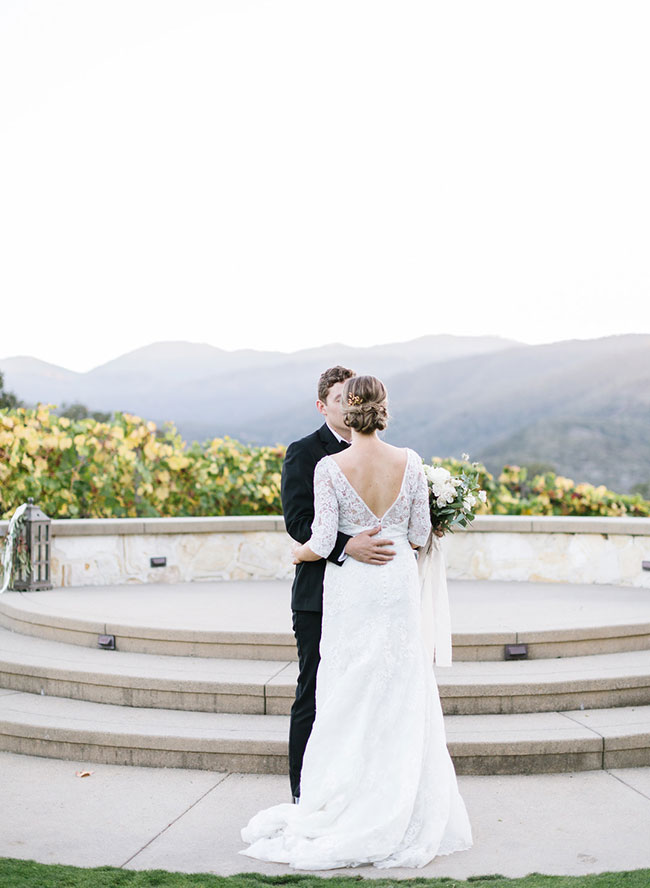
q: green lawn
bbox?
[1,860,649,888]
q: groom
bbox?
[281,365,396,802]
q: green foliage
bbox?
[0,404,284,519]
[1,404,648,520]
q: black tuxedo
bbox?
[282,423,352,612]
[281,422,351,797]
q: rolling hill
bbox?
[2,333,648,493]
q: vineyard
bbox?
[1,405,649,520]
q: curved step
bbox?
[3,626,650,716]
[1,689,648,774]
[2,579,650,660]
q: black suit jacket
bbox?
[281,423,352,612]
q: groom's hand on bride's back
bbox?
[344,526,396,565]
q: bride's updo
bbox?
[341,375,389,433]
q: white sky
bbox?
[1,0,649,373]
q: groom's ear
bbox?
[316,399,327,417]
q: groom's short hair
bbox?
[318,366,356,403]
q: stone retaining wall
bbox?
[2,515,650,588]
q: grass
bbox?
[1,860,649,888]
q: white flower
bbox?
[478,490,487,503]
[424,465,451,484]
[461,452,470,461]
[435,484,456,506]
[432,480,454,497]
[462,494,476,510]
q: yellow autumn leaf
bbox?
[143,439,158,461]
[168,454,190,471]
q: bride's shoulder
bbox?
[314,454,334,475]
[403,447,426,478]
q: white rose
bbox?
[433,480,455,499]
[478,490,487,503]
[426,466,451,484]
[443,486,456,504]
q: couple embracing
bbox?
[241,366,472,870]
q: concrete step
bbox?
[1,688,648,775]
[2,579,650,660]
[3,625,650,716]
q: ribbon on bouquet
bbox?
[417,530,452,667]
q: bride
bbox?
[240,374,473,870]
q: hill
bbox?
[2,333,649,493]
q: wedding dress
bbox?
[240,447,472,870]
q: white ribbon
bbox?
[417,530,452,667]
[0,502,29,595]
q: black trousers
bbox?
[288,609,322,798]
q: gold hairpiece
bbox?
[347,393,363,406]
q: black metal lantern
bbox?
[12,498,52,591]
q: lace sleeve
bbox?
[306,457,339,559]
[408,451,432,547]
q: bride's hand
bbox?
[433,528,444,538]
[292,542,304,564]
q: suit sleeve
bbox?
[281,441,350,564]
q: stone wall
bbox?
[1,515,649,588]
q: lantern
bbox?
[11,498,53,591]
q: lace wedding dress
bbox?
[240,447,472,870]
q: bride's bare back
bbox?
[331,442,408,521]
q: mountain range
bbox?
[2,333,649,493]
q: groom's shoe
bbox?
[292,795,300,805]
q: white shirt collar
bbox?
[326,422,348,445]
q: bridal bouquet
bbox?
[418,454,487,667]
[423,452,488,536]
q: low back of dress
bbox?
[308,446,431,555]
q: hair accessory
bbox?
[347,393,363,406]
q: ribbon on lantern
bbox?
[0,502,29,595]
[417,530,452,666]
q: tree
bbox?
[0,371,23,409]
[56,401,112,422]
[631,480,650,499]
